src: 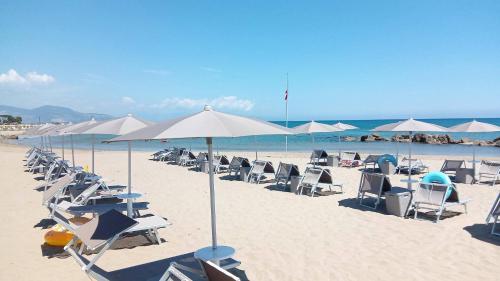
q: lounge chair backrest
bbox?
[414,183,450,206]
[72,181,102,205]
[71,209,138,250]
[318,168,333,184]
[218,155,230,165]
[311,150,328,159]
[479,161,500,175]
[276,162,300,181]
[341,151,359,161]
[440,160,465,172]
[197,152,208,162]
[363,155,382,164]
[301,167,322,186]
[250,161,266,174]
[201,260,241,281]
[359,173,391,194]
[42,173,75,204]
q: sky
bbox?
[0,0,499,121]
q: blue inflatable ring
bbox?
[422,171,453,199]
[377,154,398,168]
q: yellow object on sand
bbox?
[84,165,89,172]
[44,217,91,247]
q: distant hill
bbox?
[0,105,113,123]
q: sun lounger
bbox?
[478,160,500,186]
[213,155,230,173]
[362,154,382,171]
[275,162,300,190]
[227,157,251,177]
[195,152,208,170]
[339,151,362,168]
[357,172,393,209]
[179,150,197,166]
[52,200,150,217]
[248,160,275,184]
[397,157,429,175]
[63,210,235,281]
[440,160,466,177]
[298,167,343,197]
[486,192,500,236]
[413,181,470,223]
[310,150,328,166]
[42,173,78,206]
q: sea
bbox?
[14,118,500,157]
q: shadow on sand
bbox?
[58,251,249,280]
[463,223,500,246]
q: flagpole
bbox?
[285,73,289,152]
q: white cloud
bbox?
[26,71,55,83]
[0,69,55,85]
[143,69,171,76]
[200,66,222,73]
[153,96,254,111]
[121,96,136,104]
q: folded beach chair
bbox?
[213,155,230,173]
[486,192,500,236]
[275,162,300,190]
[63,210,235,281]
[440,160,466,177]
[298,167,343,197]
[413,175,470,223]
[179,150,197,166]
[339,151,362,168]
[227,156,251,177]
[310,150,328,166]
[478,160,500,186]
[397,157,429,175]
[357,172,393,209]
[42,173,78,206]
[248,160,275,184]
[194,152,208,170]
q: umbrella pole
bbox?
[92,134,95,174]
[40,136,44,150]
[62,135,65,161]
[254,136,258,160]
[206,137,218,249]
[48,136,52,152]
[338,134,341,157]
[70,134,75,168]
[127,141,133,217]
[472,144,476,182]
[408,131,413,189]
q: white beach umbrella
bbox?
[78,114,152,217]
[291,120,343,145]
[41,123,72,156]
[109,105,292,257]
[59,119,100,169]
[372,118,447,188]
[449,120,500,176]
[23,123,57,150]
[331,122,358,155]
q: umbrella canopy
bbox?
[449,120,500,133]
[60,118,100,135]
[332,122,358,130]
[82,114,153,135]
[111,108,291,141]
[449,120,500,177]
[372,118,447,188]
[372,118,447,132]
[291,120,343,134]
[110,105,292,256]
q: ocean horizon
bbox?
[14,117,500,157]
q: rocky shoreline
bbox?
[359,133,500,147]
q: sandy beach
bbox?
[0,142,499,280]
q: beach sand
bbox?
[0,142,499,280]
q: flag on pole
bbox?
[284,89,288,101]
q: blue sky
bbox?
[1,0,499,121]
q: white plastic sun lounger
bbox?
[478,160,500,186]
[413,182,470,223]
[397,157,429,175]
[298,167,343,197]
[227,157,251,177]
[310,150,328,166]
[486,192,500,236]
